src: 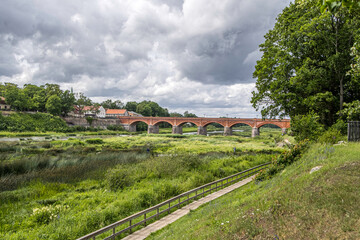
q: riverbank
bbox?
[0,132,289,239]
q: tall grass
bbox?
[0,133,286,239]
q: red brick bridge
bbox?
[118,117,290,137]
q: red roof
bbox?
[74,105,99,111]
[106,109,127,115]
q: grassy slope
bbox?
[148,142,360,240]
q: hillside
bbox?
[148,142,360,239]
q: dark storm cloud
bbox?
[0,0,291,116]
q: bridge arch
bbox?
[256,122,283,129]
[127,120,149,132]
[153,120,174,127]
[203,121,225,127]
[229,122,253,128]
[177,121,198,127]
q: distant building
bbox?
[105,109,129,117]
[71,105,106,118]
[0,97,11,110]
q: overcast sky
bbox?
[0,0,291,117]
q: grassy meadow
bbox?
[148,142,360,239]
[0,127,288,239]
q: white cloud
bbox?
[0,0,291,117]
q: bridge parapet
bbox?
[117,117,290,137]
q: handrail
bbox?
[77,162,270,240]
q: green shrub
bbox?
[31,205,69,225]
[318,128,343,144]
[85,138,104,144]
[106,168,134,191]
[256,140,309,181]
[0,112,69,132]
[107,125,124,131]
[291,112,324,141]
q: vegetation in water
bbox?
[0,131,286,240]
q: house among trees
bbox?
[0,97,11,110]
[71,105,106,118]
[69,106,142,118]
[105,109,129,117]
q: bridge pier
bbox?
[281,128,288,135]
[224,126,232,136]
[197,126,207,136]
[124,124,136,132]
[172,125,183,134]
[148,125,159,134]
[251,127,260,137]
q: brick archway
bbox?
[118,117,290,137]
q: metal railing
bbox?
[77,162,270,240]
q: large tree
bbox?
[101,99,124,109]
[251,0,360,126]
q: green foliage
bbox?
[290,112,325,141]
[106,125,124,131]
[107,168,134,191]
[339,100,360,121]
[318,128,343,144]
[331,119,348,135]
[2,83,76,115]
[85,138,104,144]
[31,205,69,225]
[252,0,360,126]
[46,95,62,116]
[85,116,94,126]
[135,100,170,117]
[101,99,124,109]
[0,112,68,132]
[0,134,282,239]
[149,143,360,240]
[183,111,197,118]
[256,140,309,181]
[318,0,360,13]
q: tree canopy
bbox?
[1,83,76,116]
[251,0,360,126]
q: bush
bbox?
[85,138,104,144]
[318,128,343,144]
[256,140,309,181]
[0,112,69,132]
[291,112,324,142]
[31,205,69,225]
[107,125,124,131]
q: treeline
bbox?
[0,83,197,118]
[252,0,360,141]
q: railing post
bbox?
[157,207,159,220]
[129,219,132,233]
[112,227,115,240]
[178,198,180,209]
[144,213,146,226]
[168,202,170,214]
